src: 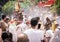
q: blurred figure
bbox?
[0,23,2,42]
[1,15,8,31]
[46,17,52,26]
[35,17,41,29]
[52,21,57,32]
[56,14,60,27]
[5,16,10,24]
[16,15,28,33]
[50,26,60,42]
[24,18,44,42]
[9,17,18,42]
[44,22,53,42]
[1,31,13,42]
[6,16,10,31]
[17,33,29,42]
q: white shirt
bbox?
[50,28,60,42]
[24,28,44,42]
[16,23,29,33]
[54,28,60,38]
[45,29,53,38]
[9,23,17,42]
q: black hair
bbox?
[6,18,9,20]
[1,31,12,40]
[31,18,38,27]
[36,17,40,21]
[2,15,6,19]
[3,38,13,42]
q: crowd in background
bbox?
[0,12,60,42]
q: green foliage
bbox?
[2,1,16,14]
[51,0,60,15]
[56,5,60,15]
[55,0,60,5]
[2,0,40,14]
[55,0,60,15]
[20,0,31,8]
[2,0,31,14]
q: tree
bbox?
[2,1,16,14]
[2,0,41,14]
[55,0,60,15]
[51,0,60,15]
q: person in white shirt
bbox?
[45,29,53,42]
[50,26,60,42]
[9,18,18,42]
[44,22,53,42]
[16,22,29,33]
[16,16,29,34]
[24,18,44,42]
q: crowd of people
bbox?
[0,13,60,42]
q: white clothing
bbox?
[28,16,32,21]
[50,28,60,42]
[24,28,44,42]
[54,28,60,38]
[9,23,17,42]
[9,22,29,42]
[16,23,29,33]
[45,29,53,38]
[56,16,60,26]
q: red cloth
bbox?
[38,2,45,7]
[38,0,55,7]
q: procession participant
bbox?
[24,18,44,42]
